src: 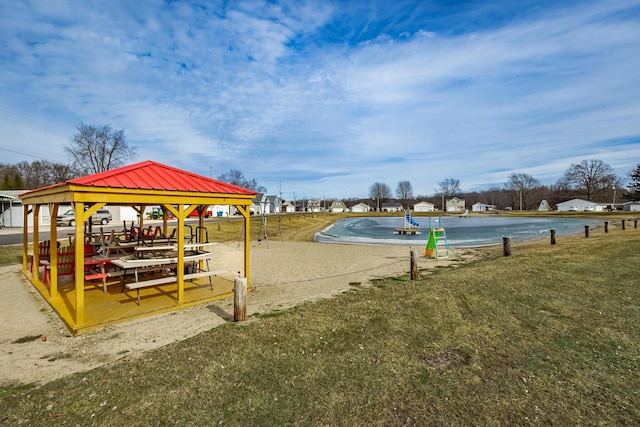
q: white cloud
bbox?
[0,0,638,198]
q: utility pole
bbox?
[519,189,523,211]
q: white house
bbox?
[108,206,139,223]
[472,202,495,212]
[623,201,640,212]
[265,195,281,214]
[446,197,465,213]
[556,198,598,212]
[351,202,371,213]
[306,200,322,212]
[381,202,403,212]
[414,201,435,212]
[329,200,347,213]
[282,201,296,213]
[251,193,267,214]
[0,190,21,227]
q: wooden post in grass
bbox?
[604,221,609,233]
[410,250,418,280]
[550,229,556,245]
[234,277,247,322]
[503,236,511,256]
[585,225,590,238]
[635,219,638,229]
[621,219,626,231]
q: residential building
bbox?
[251,193,267,214]
[282,201,296,213]
[446,197,465,213]
[381,202,403,212]
[556,198,599,212]
[350,202,372,213]
[306,199,322,212]
[472,202,495,212]
[265,195,281,214]
[329,200,347,213]
[414,201,435,212]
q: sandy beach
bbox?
[0,240,477,387]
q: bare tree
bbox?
[65,123,137,174]
[369,182,391,211]
[395,180,413,208]
[217,169,266,193]
[557,159,621,202]
[438,178,460,198]
[436,178,460,210]
[504,173,540,210]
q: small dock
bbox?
[395,228,421,235]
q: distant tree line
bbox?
[3,131,639,211]
[358,159,637,211]
[0,160,81,190]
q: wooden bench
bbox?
[125,269,226,305]
[41,250,75,285]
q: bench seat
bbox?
[125,269,226,305]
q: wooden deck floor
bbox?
[28,270,236,335]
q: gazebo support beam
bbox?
[73,202,86,325]
[49,203,59,298]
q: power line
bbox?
[0,146,63,162]
[0,107,69,132]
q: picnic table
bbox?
[110,249,223,305]
[84,256,118,293]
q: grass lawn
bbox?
[1,214,639,425]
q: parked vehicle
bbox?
[188,208,212,218]
[56,208,112,227]
[146,206,212,219]
[147,207,163,220]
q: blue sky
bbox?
[1,0,639,200]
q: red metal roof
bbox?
[22,161,257,196]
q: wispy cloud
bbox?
[0,0,638,199]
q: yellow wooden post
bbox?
[244,207,251,288]
[198,208,205,271]
[49,204,59,299]
[22,205,29,271]
[177,204,185,303]
[32,205,41,282]
[74,202,86,325]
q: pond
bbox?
[314,216,601,247]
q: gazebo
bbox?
[19,160,256,334]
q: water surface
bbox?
[314,216,601,247]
